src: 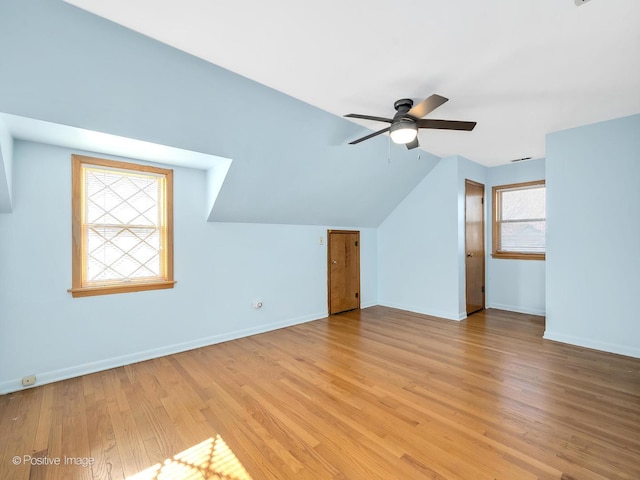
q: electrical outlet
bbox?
[22,375,36,387]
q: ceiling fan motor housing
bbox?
[393,98,415,119]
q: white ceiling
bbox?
[63,0,640,166]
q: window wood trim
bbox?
[491,251,545,261]
[69,154,175,297]
[492,179,545,261]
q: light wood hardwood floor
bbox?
[1,307,639,479]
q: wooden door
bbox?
[328,230,360,315]
[465,180,485,315]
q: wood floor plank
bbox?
[0,388,41,480]
[1,307,639,479]
[83,373,124,480]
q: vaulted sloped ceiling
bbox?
[63,0,640,166]
[0,0,442,227]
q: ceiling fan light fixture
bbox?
[389,120,418,145]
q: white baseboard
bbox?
[0,311,327,395]
[487,303,546,317]
[378,301,465,321]
[360,301,378,309]
[543,331,640,359]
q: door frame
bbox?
[327,229,361,315]
[465,179,486,315]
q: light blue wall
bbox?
[545,114,640,358]
[486,159,546,315]
[0,141,378,393]
[378,156,464,320]
[0,118,12,212]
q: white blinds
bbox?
[497,184,546,253]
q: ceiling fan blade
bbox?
[349,126,391,145]
[407,94,448,119]
[406,138,420,150]
[417,119,477,131]
[344,114,393,123]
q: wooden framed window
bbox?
[492,180,545,260]
[69,155,175,297]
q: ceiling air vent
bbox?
[574,0,593,6]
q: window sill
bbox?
[68,281,176,298]
[491,252,545,261]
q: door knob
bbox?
[332,260,338,264]
[467,252,473,257]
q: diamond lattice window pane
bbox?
[83,166,164,285]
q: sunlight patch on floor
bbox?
[127,436,252,480]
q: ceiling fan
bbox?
[345,94,476,150]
